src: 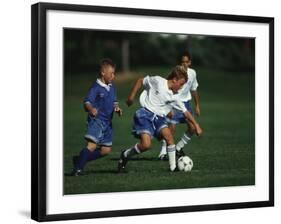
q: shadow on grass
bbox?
[64,169,119,176]
[110,157,160,161]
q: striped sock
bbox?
[124,144,141,158]
[176,133,191,151]
[167,144,176,171]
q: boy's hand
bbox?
[89,108,98,117]
[114,106,123,116]
[126,97,134,106]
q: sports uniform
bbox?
[84,79,118,146]
[133,75,187,138]
[167,67,198,124]
[118,74,189,172]
[159,67,199,160]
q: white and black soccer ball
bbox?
[177,156,193,172]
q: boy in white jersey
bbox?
[158,52,201,160]
[117,65,202,172]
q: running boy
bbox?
[158,51,201,160]
[71,58,122,176]
[117,65,202,172]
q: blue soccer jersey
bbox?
[84,79,118,122]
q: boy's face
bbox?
[171,77,186,93]
[181,56,191,70]
[101,65,115,84]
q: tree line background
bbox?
[64,29,255,74]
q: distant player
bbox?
[158,51,201,160]
[117,65,203,172]
[70,58,122,176]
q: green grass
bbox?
[63,67,255,194]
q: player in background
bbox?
[70,58,122,176]
[158,51,201,160]
[117,65,203,173]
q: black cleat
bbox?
[117,151,128,173]
[159,154,168,161]
[69,156,83,176]
[176,149,185,159]
[70,169,83,176]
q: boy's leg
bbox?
[176,101,196,156]
[72,145,111,176]
[86,124,113,161]
[160,127,177,171]
[159,124,176,160]
[159,139,167,159]
[176,121,195,156]
[87,145,111,161]
[117,133,151,172]
[72,141,97,176]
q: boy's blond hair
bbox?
[167,65,187,81]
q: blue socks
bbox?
[75,148,103,170]
[88,149,102,161]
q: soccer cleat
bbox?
[170,166,179,172]
[159,154,168,161]
[176,149,185,158]
[70,156,83,176]
[70,169,83,176]
[117,151,128,173]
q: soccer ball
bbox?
[177,156,193,172]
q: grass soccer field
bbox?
[63,67,255,195]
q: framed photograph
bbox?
[31,2,274,222]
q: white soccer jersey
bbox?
[139,76,187,117]
[177,67,198,102]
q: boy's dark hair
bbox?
[179,50,192,62]
[99,58,116,76]
[167,65,187,82]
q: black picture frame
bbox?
[31,2,274,222]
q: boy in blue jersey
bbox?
[71,58,122,176]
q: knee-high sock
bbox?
[124,144,141,158]
[167,144,176,171]
[159,139,167,156]
[88,149,102,161]
[76,148,90,170]
[176,133,191,151]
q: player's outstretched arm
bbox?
[191,90,200,116]
[183,110,203,136]
[126,78,144,106]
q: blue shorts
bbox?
[84,116,113,146]
[167,101,193,124]
[132,108,168,138]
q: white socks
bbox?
[124,144,141,158]
[159,139,167,156]
[176,133,191,151]
[167,144,176,171]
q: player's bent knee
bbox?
[165,138,174,146]
[139,141,151,151]
[162,131,174,145]
[87,142,97,152]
